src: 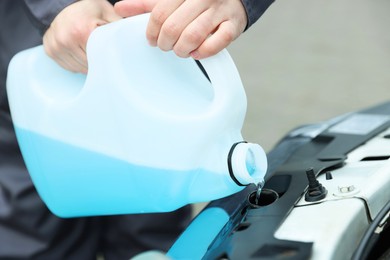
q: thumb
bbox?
[114,0,158,17]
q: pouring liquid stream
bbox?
[255,180,265,205]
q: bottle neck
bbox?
[228,142,267,186]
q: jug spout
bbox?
[228,142,267,186]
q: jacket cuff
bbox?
[23,0,79,34]
[241,0,274,31]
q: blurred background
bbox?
[227,0,390,152]
[194,0,389,215]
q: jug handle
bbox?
[196,49,246,115]
[85,14,246,117]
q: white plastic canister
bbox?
[7,14,267,217]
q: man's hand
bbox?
[43,0,121,74]
[114,0,247,60]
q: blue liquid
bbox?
[15,127,243,217]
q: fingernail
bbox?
[190,50,200,60]
[147,39,157,47]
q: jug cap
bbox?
[228,142,267,186]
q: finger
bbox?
[70,46,88,72]
[156,0,210,52]
[114,0,157,17]
[42,30,57,59]
[53,52,85,74]
[171,9,221,57]
[55,37,88,73]
[146,0,184,46]
[44,33,88,74]
[58,50,88,74]
[101,0,123,21]
[103,9,123,22]
[190,21,238,60]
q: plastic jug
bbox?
[7,14,267,217]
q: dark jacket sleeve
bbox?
[22,0,78,34]
[241,0,274,30]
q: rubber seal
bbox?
[227,141,248,186]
